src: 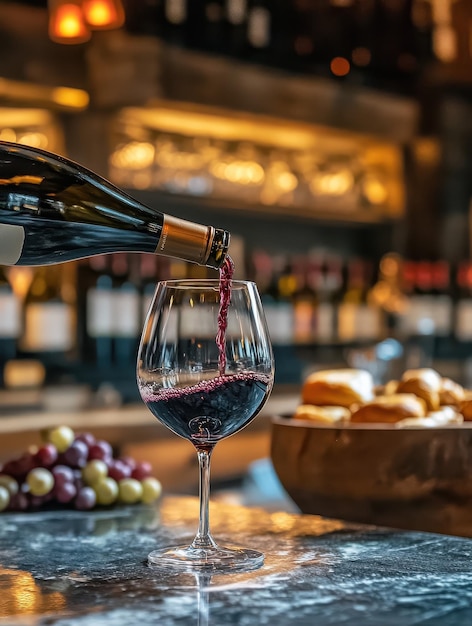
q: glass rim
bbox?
[158,279,256,289]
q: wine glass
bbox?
[137,279,274,571]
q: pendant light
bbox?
[82,0,125,30]
[48,0,91,44]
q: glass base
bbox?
[147,544,264,572]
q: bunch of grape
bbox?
[0,426,162,513]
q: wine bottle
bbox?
[0,142,230,269]
[0,266,21,387]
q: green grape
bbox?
[48,426,75,453]
[118,478,143,504]
[0,474,19,495]
[82,460,108,486]
[141,477,162,504]
[26,468,54,496]
[0,486,10,511]
[94,477,118,506]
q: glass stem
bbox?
[191,448,218,550]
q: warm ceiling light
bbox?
[82,0,125,29]
[48,0,91,44]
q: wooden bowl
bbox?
[271,416,472,537]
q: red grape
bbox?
[88,441,113,462]
[8,492,29,511]
[55,482,77,504]
[73,469,84,491]
[34,444,58,468]
[52,465,75,487]
[3,453,36,480]
[75,432,96,447]
[108,459,132,482]
[131,461,152,481]
[62,440,89,468]
[119,456,137,471]
[75,486,96,510]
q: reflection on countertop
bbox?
[1,496,472,625]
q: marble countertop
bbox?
[1,496,472,626]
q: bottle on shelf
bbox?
[292,254,318,343]
[110,253,141,368]
[79,254,114,369]
[273,256,296,347]
[202,0,227,53]
[409,260,436,336]
[162,0,189,46]
[246,0,272,62]
[249,249,278,339]
[21,265,76,381]
[368,252,407,336]
[140,253,161,325]
[225,0,248,56]
[337,257,384,342]
[455,260,472,343]
[317,253,343,343]
[0,266,21,387]
[0,142,230,269]
[430,260,453,337]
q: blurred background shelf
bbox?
[2,1,472,469]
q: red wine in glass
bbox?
[141,371,272,449]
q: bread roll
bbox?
[396,368,442,411]
[439,377,464,406]
[293,404,350,425]
[396,406,463,429]
[459,392,472,421]
[302,369,374,408]
[350,393,426,424]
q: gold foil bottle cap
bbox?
[158,215,230,269]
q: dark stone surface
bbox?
[1,496,472,625]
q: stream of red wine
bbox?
[217,255,234,376]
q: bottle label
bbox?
[165,0,187,24]
[87,288,114,337]
[432,295,452,336]
[0,292,21,338]
[355,305,383,340]
[399,296,436,335]
[142,292,154,324]
[113,288,141,338]
[248,7,270,48]
[24,303,73,351]
[294,301,313,342]
[180,305,220,338]
[0,224,25,265]
[337,302,357,342]
[316,302,334,342]
[456,299,472,341]
[267,302,294,345]
[226,0,246,24]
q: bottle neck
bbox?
[158,215,230,269]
